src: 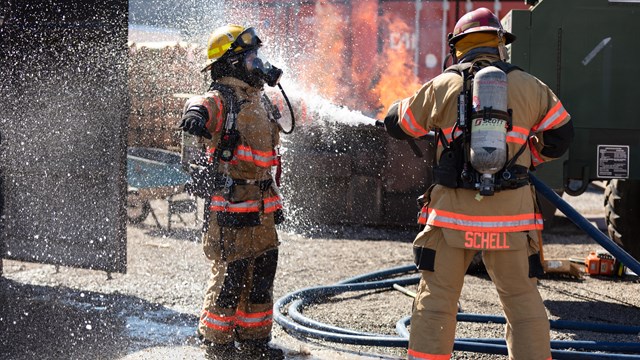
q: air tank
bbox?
[470,65,508,175]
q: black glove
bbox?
[179,112,212,139]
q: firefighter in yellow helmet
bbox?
[178,24,285,360]
[382,8,573,360]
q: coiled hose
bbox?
[274,265,640,359]
[274,175,640,359]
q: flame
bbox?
[226,1,445,122]
[297,2,348,105]
[293,1,423,120]
[348,0,383,116]
[372,13,422,119]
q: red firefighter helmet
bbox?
[448,7,516,46]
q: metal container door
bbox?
[0,0,128,273]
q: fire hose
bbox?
[529,174,640,277]
[274,174,640,359]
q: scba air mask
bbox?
[244,50,283,87]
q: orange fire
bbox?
[224,1,429,122]
[293,1,423,120]
[296,2,348,105]
[372,13,423,119]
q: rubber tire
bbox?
[127,190,151,224]
[604,179,640,262]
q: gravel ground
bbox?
[1,185,640,360]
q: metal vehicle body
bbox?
[0,0,196,275]
[0,0,129,273]
[503,0,640,261]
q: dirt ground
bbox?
[1,185,640,360]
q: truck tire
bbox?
[604,179,640,262]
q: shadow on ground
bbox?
[0,278,197,360]
[543,298,640,343]
[280,223,417,242]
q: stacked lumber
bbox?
[128,42,206,150]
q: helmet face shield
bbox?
[244,50,258,69]
[230,27,262,53]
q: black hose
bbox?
[277,83,295,134]
[274,265,640,358]
[530,173,640,276]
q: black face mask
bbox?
[250,57,283,87]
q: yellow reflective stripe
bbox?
[400,107,429,137]
[418,206,428,225]
[506,126,529,145]
[441,126,463,143]
[200,310,235,331]
[209,196,260,213]
[235,145,278,167]
[407,349,451,360]
[426,209,544,232]
[235,309,273,328]
[533,101,568,132]
[530,138,545,166]
[264,196,283,213]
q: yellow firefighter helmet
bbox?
[201,24,262,72]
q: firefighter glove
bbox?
[179,112,212,139]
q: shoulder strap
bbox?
[491,60,523,74]
[446,60,522,76]
[206,82,242,184]
[443,62,473,76]
[208,82,242,121]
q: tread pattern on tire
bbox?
[604,179,640,262]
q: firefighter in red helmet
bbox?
[383,8,574,360]
[179,24,285,360]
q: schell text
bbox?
[464,231,510,249]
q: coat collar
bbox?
[218,77,263,98]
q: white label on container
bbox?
[597,145,629,178]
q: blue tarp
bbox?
[127,148,190,189]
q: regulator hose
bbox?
[277,83,295,134]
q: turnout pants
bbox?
[198,212,279,345]
[408,227,551,360]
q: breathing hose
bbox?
[274,176,640,359]
[277,83,295,134]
